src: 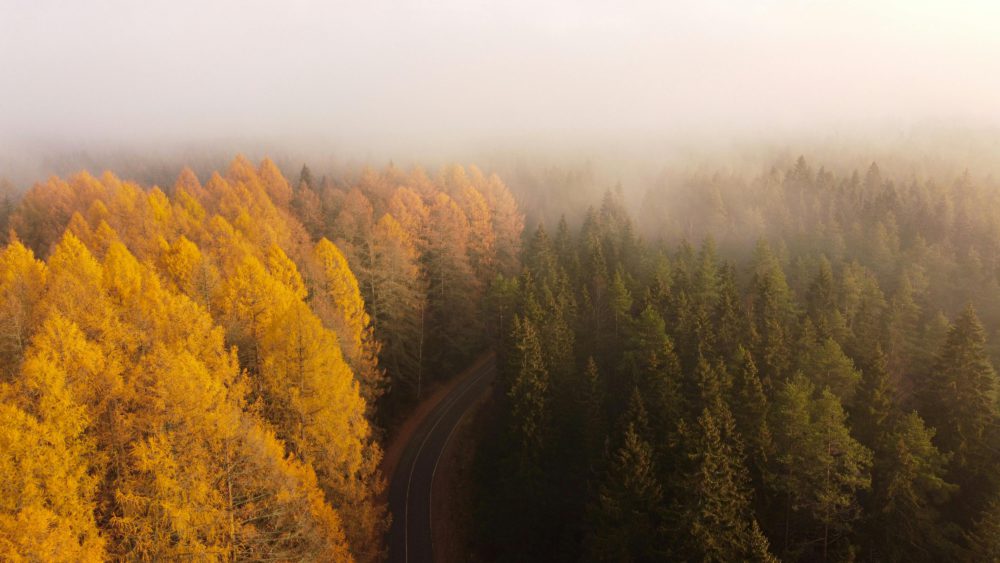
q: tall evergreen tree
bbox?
[685,406,776,562]
[770,376,872,561]
[921,305,999,513]
[583,423,664,563]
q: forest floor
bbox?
[379,351,495,504]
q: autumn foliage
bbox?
[0,157,522,561]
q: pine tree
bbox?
[686,406,766,562]
[771,376,872,560]
[966,497,1000,560]
[712,263,749,363]
[507,316,550,468]
[578,357,606,463]
[583,423,664,562]
[921,305,999,501]
[806,257,848,343]
[628,305,684,443]
[731,347,774,490]
[800,337,862,407]
[749,240,794,384]
[867,411,957,561]
[853,345,894,450]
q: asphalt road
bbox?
[387,359,497,563]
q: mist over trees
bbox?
[475,155,1000,562]
[3,149,1000,561]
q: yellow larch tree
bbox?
[0,241,46,377]
[40,233,121,349]
[479,171,524,277]
[157,235,205,297]
[313,237,385,407]
[1,158,394,561]
[90,239,354,560]
[453,179,497,285]
[172,166,206,201]
[367,213,428,402]
[334,188,375,253]
[0,314,108,562]
[266,243,308,301]
[10,175,77,255]
[387,186,430,251]
[259,298,385,562]
[0,401,104,563]
[220,247,385,561]
[424,192,480,365]
[258,158,293,209]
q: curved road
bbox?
[387,359,496,563]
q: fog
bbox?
[2,0,1000,184]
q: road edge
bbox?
[379,350,495,504]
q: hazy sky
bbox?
[2,0,999,156]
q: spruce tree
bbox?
[686,406,764,562]
[507,315,550,470]
[965,497,1000,560]
[771,376,872,560]
[921,305,999,507]
[583,423,663,563]
[868,412,957,561]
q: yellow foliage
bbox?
[259,158,293,208]
[173,167,204,200]
[91,220,120,258]
[454,182,496,280]
[1,157,387,561]
[41,233,112,340]
[314,238,373,360]
[65,212,95,250]
[388,187,429,245]
[259,298,382,558]
[0,241,46,373]
[266,243,307,300]
[25,313,122,423]
[0,335,105,561]
[158,235,203,295]
[0,403,105,562]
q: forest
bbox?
[0,158,520,561]
[476,156,1000,561]
[2,153,1000,562]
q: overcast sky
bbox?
[1,0,999,158]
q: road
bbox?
[387,358,497,563]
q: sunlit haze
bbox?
[2,0,999,161]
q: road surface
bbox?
[387,358,496,563]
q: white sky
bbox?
[1,0,999,154]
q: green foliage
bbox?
[583,423,663,563]
[920,305,1000,518]
[769,377,873,559]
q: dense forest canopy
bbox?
[0,157,520,561]
[4,1,1000,560]
[2,151,1000,561]
[475,155,1000,561]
